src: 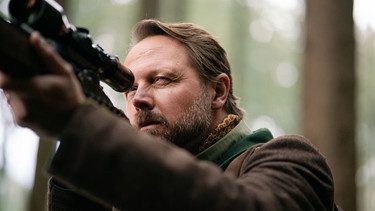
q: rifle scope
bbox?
[8,0,134,92]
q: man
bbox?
[0,19,339,210]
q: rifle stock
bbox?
[0,18,45,77]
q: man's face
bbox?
[124,35,213,149]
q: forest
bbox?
[0,0,374,210]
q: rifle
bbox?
[0,0,134,119]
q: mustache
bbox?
[135,110,168,127]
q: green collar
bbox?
[196,120,251,162]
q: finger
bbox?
[0,69,33,92]
[2,90,27,122]
[0,71,10,89]
[29,32,74,76]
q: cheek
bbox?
[125,100,137,125]
[157,91,196,116]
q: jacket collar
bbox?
[196,120,251,162]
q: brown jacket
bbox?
[48,103,338,210]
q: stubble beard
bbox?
[135,88,212,148]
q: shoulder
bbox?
[260,134,324,159]
[225,134,336,210]
[226,134,331,178]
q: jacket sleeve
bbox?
[48,179,112,211]
[47,102,336,211]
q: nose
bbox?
[131,86,154,111]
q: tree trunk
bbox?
[159,0,187,22]
[229,0,251,101]
[139,0,160,19]
[28,140,56,211]
[302,0,356,210]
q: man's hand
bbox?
[0,31,85,139]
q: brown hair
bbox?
[130,19,245,118]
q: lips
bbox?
[135,111,166,131]
[138,120,161,130]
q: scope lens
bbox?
[26,0,37,7]
[9,0,43,24]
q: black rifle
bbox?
[0,0,134,118]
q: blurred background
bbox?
[0,0,373,210]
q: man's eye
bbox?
[125,86,136,98]
[129,86,137,92]
[154,77,171,84]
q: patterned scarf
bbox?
[198,114,240,152]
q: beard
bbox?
[134,88,212,147]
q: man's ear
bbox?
[209,73,230,110]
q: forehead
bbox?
[123,35,201,82]
[125,35,190,65]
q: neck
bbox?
[187,110,229,155]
